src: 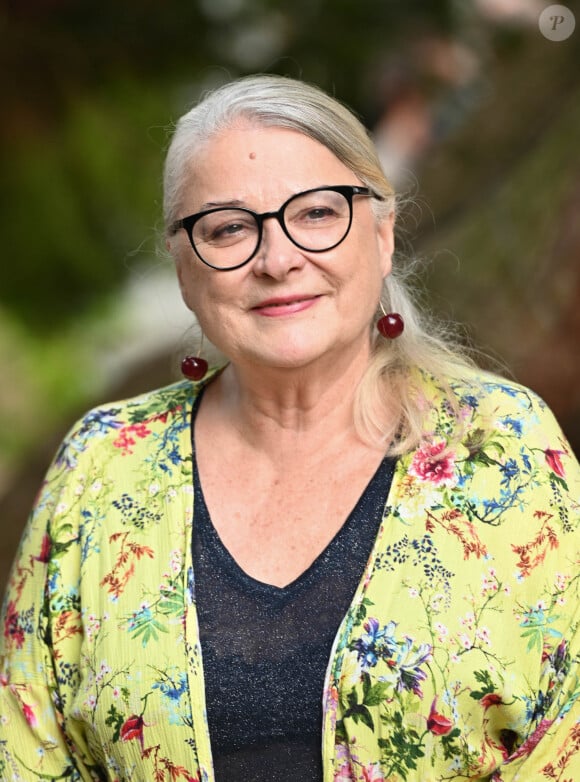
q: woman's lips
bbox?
[252,295,321,317]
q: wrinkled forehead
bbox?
[185,113,334,171]
[178,123,352,205]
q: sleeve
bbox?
[0,435,100,780]
[493,394,580,780]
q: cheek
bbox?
[175,257,214,314]
[341,249,385,296]
[177,268,240,337]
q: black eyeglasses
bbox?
[169,184,382,270]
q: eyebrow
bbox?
[198,199,247,211]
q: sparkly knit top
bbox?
[191,388,396,780]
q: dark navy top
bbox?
[191,395,396,781]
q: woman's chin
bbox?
[241,343,329,372]
[254,354,321,372]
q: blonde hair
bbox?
[164,74,477,455]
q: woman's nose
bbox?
[251,216,307,278]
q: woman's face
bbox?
[168,121,394,373]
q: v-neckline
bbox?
[189,386,396,594]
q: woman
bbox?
[1,75,579,782]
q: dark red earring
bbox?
[182,329,209,381]
[181,355,208,381]
[377,311,404,339]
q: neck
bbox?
[206,342,375,459]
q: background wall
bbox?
[1,0,579,593]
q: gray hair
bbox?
[163,74,394,228]
[164,74,476,455]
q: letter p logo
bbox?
[539,5,576,40]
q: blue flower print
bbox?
[354,618,398,669]
[392,637,432,697]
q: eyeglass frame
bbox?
[168,184,383,271]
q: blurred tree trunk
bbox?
[413,31,580,449]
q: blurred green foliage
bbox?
[0,0,460,330]
[1,82,169,328]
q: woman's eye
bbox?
[303,206,336,221]
[213,222,245,238]
[202,216,255,243]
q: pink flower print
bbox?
[113,423,152,456]
[458,632,472,650]
[361,763,384,781]
[506,718,553,762]
[33,533,51,563]
[22,702,38,727]
[475,627,491,646]
[480,692,503,709]
[409,439,456,486]
[427,697,454,735]
[3,601,25,649]
[120,714,145,751]
[544,449,565,478]
[334,763,355,781]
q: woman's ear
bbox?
[174,257,190,307]
[377,211,395,279]
[167,239,191,309]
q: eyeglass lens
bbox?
[191,188,352,269]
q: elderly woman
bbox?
[1,75,579,782]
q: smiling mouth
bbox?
[253,295,320,309]
[251,295,322,316]
[258,298,312,307]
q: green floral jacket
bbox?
[1,370,579,781]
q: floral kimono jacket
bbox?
[1,369,579,782]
